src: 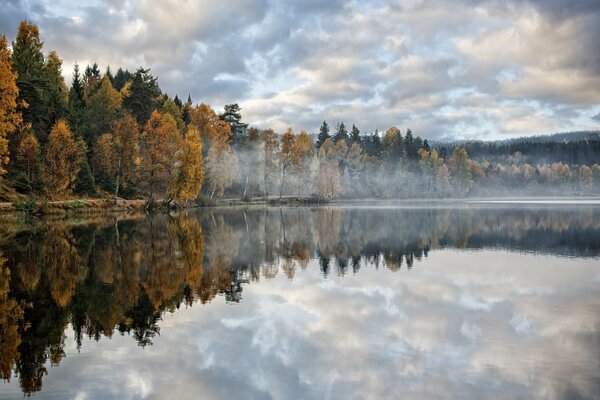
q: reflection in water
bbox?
[0,206,599,397]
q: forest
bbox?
[1,21,600,208]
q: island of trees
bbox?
[1,21,599,210]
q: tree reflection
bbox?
[1,206,600,395]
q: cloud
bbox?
[0,0,598,139]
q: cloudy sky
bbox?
[1,0,599,139]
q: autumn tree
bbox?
[168,127,204,204]
[291,130,314,195]
[190,103,232,148]
[278,128,296,198]
[261,128,279,195]
[92,132,117,190]
[161,98,184,130]
[15,133,40,191]
[205,141,239,198]
[346,142,366,193]
[42,120,83,196]
[139,111,181,202]
[0,252,25,381]
[316,138,344,199]
[383,126,403,164]
[112,114,140,197]
[448,146,472,196]
[0,35,24,181]
[419,148,445,194]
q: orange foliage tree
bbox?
[42,120,83,196]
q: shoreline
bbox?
[1,194,600,218]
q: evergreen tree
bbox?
[44,51,68,130]
[333,121,349,144]
[371,130,382,157]
[112,68,133,92]
[11,21,49,142]
[84,75,122,145]
[350,124,361,144]
[182,95,192,126]
[123,67,161,126]
[423,139,431,152]
[68,63,85,136]
[83,63,101,101]
[173,95,183,109]
[316,120,330,149]
[219,104,248,144]
[74,156,95,195]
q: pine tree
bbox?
[44,51,68,130]
[123,67,161,126]
[68,63,85,136]
[350,124,361,144]
[333,121,349,144]
[11,21,48,142]
[219,104,248,143]
[316,120,330,149]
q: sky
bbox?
[1,0,599,140]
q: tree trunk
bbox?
[114,156,121,200]
[279,167,286,200]
[243,175,249,198]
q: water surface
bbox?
[1,205,599,399]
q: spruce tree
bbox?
[316,120,330,149]
[333,121,349,144]
[350,124,361,144]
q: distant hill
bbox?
[433,130,600,165]
[436,130,600,146]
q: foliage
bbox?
[42,120,83,196]
[168,127,204,204]
[139,111,181,200]
[0,35,24,180]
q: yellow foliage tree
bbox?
[92,133,117,176]
[112,113,140,196]
[168,127,204,204]
[0,35,24,180]
[139,110,181,201]
[316,138,344,199]
[16,132,39,182]
[448,146,472,196]
[42,120,83,196]
[0,252,25,381]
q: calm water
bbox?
[1,205,599,399]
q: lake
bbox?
[1,204,599,399]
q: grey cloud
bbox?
[0,0,599,138]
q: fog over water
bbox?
[0,205,599,399]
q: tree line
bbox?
[1,21,599,205]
